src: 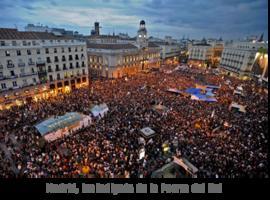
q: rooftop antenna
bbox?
[14,24,18,30]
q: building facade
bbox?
[0,28,88,109]
[155,41,181,64]
[87,21,161,79]
[219,40,268,79]
[188,39,224,68]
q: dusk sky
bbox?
[0,0,268,40]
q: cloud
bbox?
[0,0,268,39]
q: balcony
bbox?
[54,59,59,63]
[6,75,18,79]
[18,62,26,67]
[7,63,15,68]
[28,61,35,66]
[20,72,38,77]
[36,60,46,65]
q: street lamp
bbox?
[141,47,147,71]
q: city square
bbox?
[0,0,268,181]
[0,63,268,178]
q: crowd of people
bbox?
[0,64,268,178]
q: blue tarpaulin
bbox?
[185,88,202,95]
[186,87,217,102]
[191,94,217,102]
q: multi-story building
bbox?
[87,20,161,79]
[0,28,88,109]
[188,38,224,68]
[154,37,181,65]
[219,40,268,79]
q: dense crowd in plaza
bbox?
[0,64,268,178]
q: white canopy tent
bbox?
[229,102,247,113]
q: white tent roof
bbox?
[230,102,246,113]
[140,127,156,138]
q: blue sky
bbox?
[0,0,268,40]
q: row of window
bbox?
[1,54,85,69]
[236,45,256,49]
[222,52,245,58]
[48,69,86,82]
[1,78,37,90]
[0,40,82,47]
[0,68,36,78]
[3,47,85,57]
[1,70,87,90]
[45,47,84,54]
[46,54,84,63]
[90,63,139,69]
[49,77,87,90]
[47,62,85,72]
[0,62,85,79]
[190,54,204,57]
[89,53,159,64]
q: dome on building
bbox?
[140,20,146,25]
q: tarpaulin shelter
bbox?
[35,112,92,142]
[90,103,109,118]
[140,127,156,139]
[151,156,198,178]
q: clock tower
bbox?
[137,20,148,49]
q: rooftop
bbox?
[35,112,83,135]
[0,28,74,40]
